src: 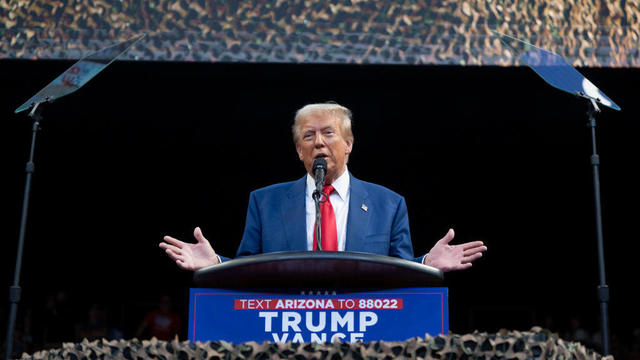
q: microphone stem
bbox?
[314,192,322,251]
[311,160,326,251]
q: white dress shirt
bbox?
[305,169,350,251]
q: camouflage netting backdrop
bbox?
[1,0,639,66]
[21,327,612,360]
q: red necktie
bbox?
[313,185,338,251]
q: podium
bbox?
[189,251,448,343]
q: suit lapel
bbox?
[345,175,370,252]
[282,176,308,251]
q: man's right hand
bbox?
[160,227,220,271]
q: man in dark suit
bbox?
[160,103,486,272]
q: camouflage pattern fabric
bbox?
[20,327,612,360]
[1,0,639,66]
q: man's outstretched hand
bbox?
[160,227,220,271]
[424,229,487,272]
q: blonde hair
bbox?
[292,103,354,144]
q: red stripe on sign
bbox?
[233,298,403,310]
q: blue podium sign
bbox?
[188,287,448,343]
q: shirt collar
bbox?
[306,167,350,201]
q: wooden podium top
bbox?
[193,251,443,289]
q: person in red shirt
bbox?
[136,295,181,340]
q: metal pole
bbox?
[5,104,42,360]
[313,190,322,251]
[586,99,610,355]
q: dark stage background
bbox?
[1,60,638,354]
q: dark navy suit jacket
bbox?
[233,173,420,262]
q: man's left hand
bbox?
[423,229,487,272]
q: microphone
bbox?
[312,157,327,200]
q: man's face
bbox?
[296,112,353,184]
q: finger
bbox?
[437,228,455,245]
[165,248,184,262]
[463,246,487,257]
[176,259,190,271]
[163,236,185,248]
[462,252,483,264]
[461,241,485,251]
[443,262,472,272]
[159,242,182,254]
[194,227,208,244]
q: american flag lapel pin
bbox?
[361,204,368,212]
